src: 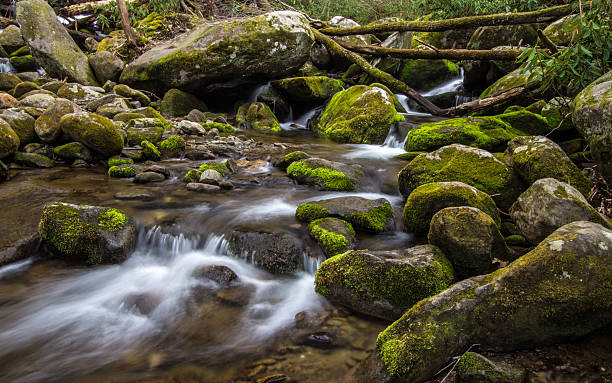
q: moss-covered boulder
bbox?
[309,218,356,257]
[159,89,207,117]
[398,59,459,91]
[16,0,98,86]
[572,70,612,184]
[313,85,404,144]
[271,76,344,104]
[495,109,550,136]
[287,158,362,191]
[12,81,40,98]
[113,84,150,106]
[57,83,101,102]
[120,11,314,93]
[0,119,19,159]
[356,221,612,383]
[198,160,230,176]
[227,230,304,275]
[505,136,593,197]
[18,93,56,109]
[34,98,77,143]
[125,118,165,146]
[0,25,26,54]
[60,112,124,158]
[404,116,515,153]
[456,352,526,383]
[542,15,581,46]
[467,24,537,51]
[108,165,138,178]
[39,202,136,264]
[276,151,310,169]
[0,109,36,147]
[236,102,281,134]
[14,152,54,168]
[428,207,509,279]
[296,196,393,233]
[480,66,540,98]
[113,112,146,123]
[510,178,611,244]
[96,98,132,118]
[10,54,37,72]
[315,245,454,320]
[141,140,160,161]
[158,135,185,158]
[88,51,125,84]
[398,144,524,210]
[54,142,93,163]
[403,181,501,234]
[0,73,23,92]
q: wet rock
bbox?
[193,265,238,287]
[121,293,159,315]
[0,119,19,159]
[510,178,611,244]
[88,51,125,84]
[113,191,154,200]
[18,93,56,109]
[227,230,304,275]
[296,196,393,233]
[429,207,509,279]
[125,118,165,145]
[34,98,77,143]
[199,169,223,185]
[0,25,26,54]
[120,11,314,93]
[178,120,207,136]
[134,171,165,183]
[113,84,150,106]
[313,84,404,144]
[39,202,136,264]
[403,181,501,234]
[236,102,281,135]
[215,286,251,306]
[16,0,98,85]
[287,158,362,191]
[141,140,161,161]
[398,59,459,91]
[505,136,592,197]
[108,165,138,178]
[572,70,612,184]
[160,89,207,117]
[85,94,117,112]
[294,310,326,329]
[303,332,335,349]
[13,152,53,167]
[0,73,22,92]
[357,221,612,383]
[275,151,310,169]
[60,112,124,158]
[308,218,355,257]
[315,246,454,320]
[0,109,36,147]
[271,76,344,104]
[0,232,40,266]
[398,144,524,210]
[186,183,221,192]
[456,352,526,383]
[481,66,540,98]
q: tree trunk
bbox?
[116,0,141,47]
[316,3,576,35]
[338,41,529,61]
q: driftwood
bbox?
[316,4,576,35]
[338,41,528,61]
[59,0,144,17]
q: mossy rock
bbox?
[0,25,25,54]
[35,98,77,143]
[398,144,525,210]
[54,142,93,163]
[494,109,550,136]
[125,118,165,146]
[467,24,537,51]
[198,161,229,176]
[542,15,581,46]
[287,158,362,191]
[398,59,459,91]
[107,156,134,167]
[480,66,540,99]
[95,98,131,118]
[113,112,147,123]
[296,196,393,233]
[404,116,516,153]
[271,76,344,103]
[57,83,100,101]
[505,136,593,197]
[363,221,612,382]
[108,165,138,178]
[9,55,37,71]
[200,121,236,133]
[0,118,19,159]
[12,81,40,98]
[236,102,281,134]
[403,181,501,234]
[113,84,150,106]
[141,140,160,161]
[158,135,185,158]
[540,97,574,132]
[456,352,526,383]
[510,178,611,244]
[14,152,54,168]
[183,169,201,183]
[396,151,423,161]
[314,245,454,320]
[132,107,169,125]
[276,151,310,169]
[160,89,207,117]
[0,73,23,92]
[309,218,355,257]
[428,207,510,279]
[313,84,404,144]
[59,112,124,158]
[0,109,36,147]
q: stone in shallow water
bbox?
[186,183,221,193]
[287,158,363,192]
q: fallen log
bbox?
[316,3,577,35]
[59,0,144,17]
[338,41,528,61]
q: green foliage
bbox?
[283,0,408,24]
[518,0,612,97]
[96,0,179,32]
[405,0,550,19]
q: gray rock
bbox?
[227,230,305,274]
[0,118,19,159]
[186,183,221,192]
[34,98,77,143]
[199,169,223,185]
[0,232,40,266]
[193,265,238,286]
[88,51,125,84]
[13,152,54,168]
[179,119,207,135]
[85,94,117,112]
[53,142,93,163]
[0,108,36,147]
[0,25,26,54]
[510,178,611,244]
[18,93,56,109]
[134,171,165,183]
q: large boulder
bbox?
[120,11,314,93]
[398,59,459,91]
[0,109,37,147]
[0,119,19,159]
[88,51,125,84]
[480,66,540,98]
[403,181,501,234]
[34,98,78,143]
[357,221,612,383]
[467,24,537,50]
[505,136,593,197]
[428,207,509,279]
[16,0,98,85]
[236,102,281,134]
[572,70,612,183]
[39,202,136,264]
[0,25,26,54]
[542,15,581,46]
[510,178,611,244]
[296,196,394,233]
[287,158,362,191]
[398,144,524,210]
[271,76,344,104]
[315,246,454,321]
[313,84,404,144]
[160,88,207,117]
[60,112,124,158]
[227,230,304,274]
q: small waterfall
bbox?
[0,58,15,73]
[247,82,271,103]
[280,107,319,130]
[421,67,465,97]
[455,94,478,106]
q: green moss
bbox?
[97,208,127,232]
[159,135,185,153]
[108,165,137,178]
[200,121,236,133]
[396,151,424,161]
[346,203,393,233]
[505,234,529,247]
[496,109,550,135]
[183,169,201,182]
[107,156,134,167]
[141,140,160,161]
[287,161,357,191]
[198,161,228,176]
[295,203,329,222]
[309,218,355,256]
[236,102,281,134]
[114,112,146,123]
[272,76,344,103]
[399,59,459,91]
[284,151,310,164]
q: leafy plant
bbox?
[518,0,611,97]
